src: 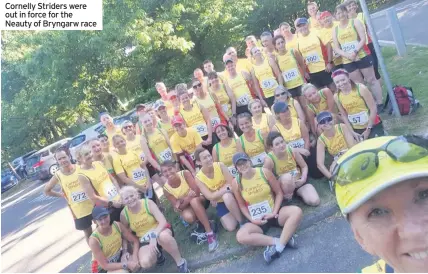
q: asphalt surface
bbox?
[197,215,374,273]
[371,0,428,45]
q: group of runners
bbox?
[42,0,428,273]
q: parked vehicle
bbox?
[11,150,37,179]
[68,123,105,162]
[25,138,71,181]
[113,109,137,126]
[1,169,19,193]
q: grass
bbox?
[379,46,428,135]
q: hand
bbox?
[190,169,196,177]
[304,72,311,80]
[325,63,334,73]
[362,128,371,140]
[220,184,231,194]
[127,257,139,271]
[149,238,159,255]
[262,213,278,220]
[260,99,268,108]
[210,200,218,207]
[348,52,357,61]
[251,219,268,226]
[121,252,130,263]
[310,138,317,148]
[352,131,362,143]
[188,189,197,197]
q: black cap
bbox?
[232,152,251,166]
[316,111,333,123]
[92,206,110,220]
[273,101,289,114]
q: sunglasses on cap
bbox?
[193,83,202,89]
[275,91,287,97]
[318,117,333,125]
[332,135,428,187]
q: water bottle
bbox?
[179,216,190,228]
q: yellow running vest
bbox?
[195,93,221,127]
[91,222,122,264]
[307,89,329,115]
[225,72,252,107]
[79,161,120,202]
[212,85,232,117]
[272,98,298,119]
[337,84,370,130]
[267,147,300,178]
[112,151,148,187]
[276,49,305,89]
[180,104,209,137]
[157,119,175,139]
[275,118,305,149]
[239,130,267,166]
[196,163,227,202]
[123,199,158,238]
[145,128,173,164]
[126,135,145,162]
[319,26,343,66]
[297,32,326,73]
[252,59,278,98]
[335,19,370,64]
[214,139,238,177]
[56,166,94,219]
[163,171,190,199]
[252,113,271,136]
[98,153,115,175]
[318,124,348,159]
[237,168,274,220]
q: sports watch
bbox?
[149,231,157,239]
[122,262,128,270]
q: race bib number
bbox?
[211,117,221,127]
[221,104,230,114]
[288,138,305,149]
[228,166,238,177]
[71,191,88,203]
[341,41,359,54]
[288,169,299,178]
[104,183,119,200]
[251,152,267,166]
[282,68,299,82]
[305,52,320,64]
[348,111,369,126]
[261,79,278,89]
[140,232,151,244]
[248,200,272,220]
[193,124,208,136]
[237,94,251,106]
[159,148,173,162]
[132,168,146,181]
[107,250,121,263]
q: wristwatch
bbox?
[108,201,113,208]
[122,262,128,270]
[149,231,157,239]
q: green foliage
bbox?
[1,0,398,164]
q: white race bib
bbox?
[190,153,196,162]
[282,68,299,82]
[139,232,151,244]
[159,148,173,162]
[228,166,238,177]
[132,168,146,181]
[305,52,320,64]
[251,152,267,166]
[237,94,251,106]
[248,200,272,220]
[341,41,359,54]
[211,117,221,127]
[221,104,230,114]
[193,124,208,136]
[261,79,278,89]
[103,182,119,200]
[107,250,121,263]
[71,191,88,203]
[348,111,369,126]
[288,138,305,149]
[288,169,299,178]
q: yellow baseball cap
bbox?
[334,136,428,215]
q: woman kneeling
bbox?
[119,186,189,272]
[232,152,303,264]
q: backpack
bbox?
[384,85,420,115]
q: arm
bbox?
[262,155,274,172]
[211,92,230,121]
[236,138,244,153]
[293,151,308,187]
[294,50,309,80]
[332,26,346,57]
[147,199,169,236]
[293,99,306,123]
[119,211,129,253]
[164,189,182,212]
[196,164,230,201]
[359,85,378,140]
[109,173,122,195]
[200,106,213,144]
[183,170,201,196]
[342,124,357,148]
[354,19,367,52]
[269,57,284,86]
[141,134,161,171]
[178,154,196,175]
[79,174,110,207]
[231,178,253,221]
[250,69,267,106]
[316,139,331,178]
[324,88,336,113]
[44,174,63,198]
[325,42,334,72]
[262,168,284,216]
[212,146,218,162]
[224,82,237,120]
[300,121,311,150]
[334,93,355,135]
[89,238,124,272]
[118,222,140,265]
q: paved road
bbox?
[197,215,374,273]
[371,0,428,45]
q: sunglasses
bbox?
[318,117,333,125]
[275,91,288,97]
[193,83,202,89]
[123,125,133,129]
[332,135,428,186]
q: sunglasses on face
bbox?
[319,117,333,125]
[123,125,133,129]
[193,83,202,89]
[332,135,428,186]
[276,91,288,97]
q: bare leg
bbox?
[138,245,157,269]
[236,223,274,246]
[190,197,212,233]
[157,229,184,265]
[277,206,302,245]
[222,192,243,223]
[220,213,238,232]
[180,207,196,224]
[296,184,320,206]
[279,173,295,199]
[361,66,383,104]
[83,226,93,244]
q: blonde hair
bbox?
[302,83,318,95]
[75,141,92,160]
[112,134,125,147]
[248,98,262,112]
[120,185,139,198]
